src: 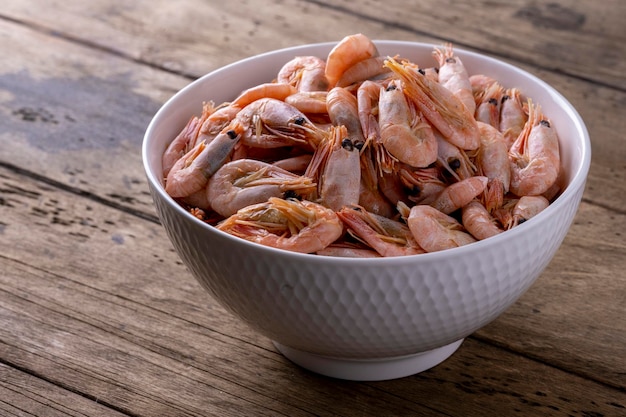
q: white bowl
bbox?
[142,41,591,381]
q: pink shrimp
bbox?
[509,99,560,196]
[326,86,367,149]
[399,166,447,205]
[512,195,549,227]
[430,176,488,215]
[313,125,361,211]
[271,154,313,174]
[433,43,475,115]
[325,33,379,88]
[164,121,245,198]
[162,115,202,178]
[216,197,343,254]
[356,80,383,146]
[434,130,476,181]
[475,121,510,212]
[236,98,325,149]
[277,56,329,92]
[285,91,328,114]
[207,159,316,217]
[406,204,476,253]
[461,200,503,240]
[231,82,297,108]
[499,88,527,149]
[385,57,480,151]
[474,82,504,130]
[378,79,438,168]
[317,242,382,258]
[336,56,390,87]
[358,146,395,218]
[337,206,425,257]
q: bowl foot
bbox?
[273,339,464,381]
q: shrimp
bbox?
[336,56,390,87]
[271,154,313,174]
[475,121,510,211]
[359,146,395,217]
[378,79,438,168]
[326,86,367,149]
[236,98,325,149]
[162,115,202,178]
[317,242,382,258]
[511,195,549,227]
[469,74,498,99]
[474,82,503,130]
[356,80,383,145]
[435,130,476,181]
[231,82,297,108]
[337,206,424,257]
[277,56,329,92]
[325,33,379,88]
[216,197,343,254]
[165,121,245,198]
[405,204,476,253]
[195,104,242,146]
[509,99,560,196]
[398,166,446,205]
[430,176,488,215]
[207,159,316,217]
[285,91,328,114]
[462,200,503,240]
[499,88,527,149]
[385,57,480,151]
[312,125,361,211]
[433,43,475,114]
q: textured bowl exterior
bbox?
[143,41,591,361]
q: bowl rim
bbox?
[142,40,592,265]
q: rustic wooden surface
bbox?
[1,0,625,415]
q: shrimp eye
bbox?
[449,158,461,171]
[501,95,510,104]
[341,138,354,151]
[446,57,456,64]
[418,68,426,75]
[488,98,498,106]
[283,190,302,200]
[294,116,306,126]
[434,67,440,73]
[540,120,551,128]
[518,218,527,225]
[354,140,364,151]
[226,130,238,139]
[386,84,397,92]
[406,185,421,196]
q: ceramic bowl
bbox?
[142,40,591,381]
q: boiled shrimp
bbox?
[162,115,202,178]
[336,56,390,87]
[461,200,503,240]
[277,56,329,92]
[285,91,328,114]
[431,175,488,214]
[216,197,343,254]
[316,242,382,258]
[385,57,480,151]
[311,125,361,211]
[337,205,424,257]
[475,121,510,211]
[511,195,549,227]
[325,33,379,88]
[358,146,395,217]
[378,79,438,168]
[475,82,503,130]
[399,166,446,205]
[326,86,367,149]
[236,98,325,149]
[509,99,560,196]
[499,88,527,148]
[435,130,476,181]
[231,82,297,108]
[207,159,316,217]
[433,43,475,114]
[165,121,245,198]
[405,204,476,253]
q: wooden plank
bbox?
[1,167,624,416]
[0,363,128,417]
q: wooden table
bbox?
[1,1,624,415]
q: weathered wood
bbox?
[0,364,128,417]
[1,167,624,416]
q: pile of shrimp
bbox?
[162,33,562,257]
